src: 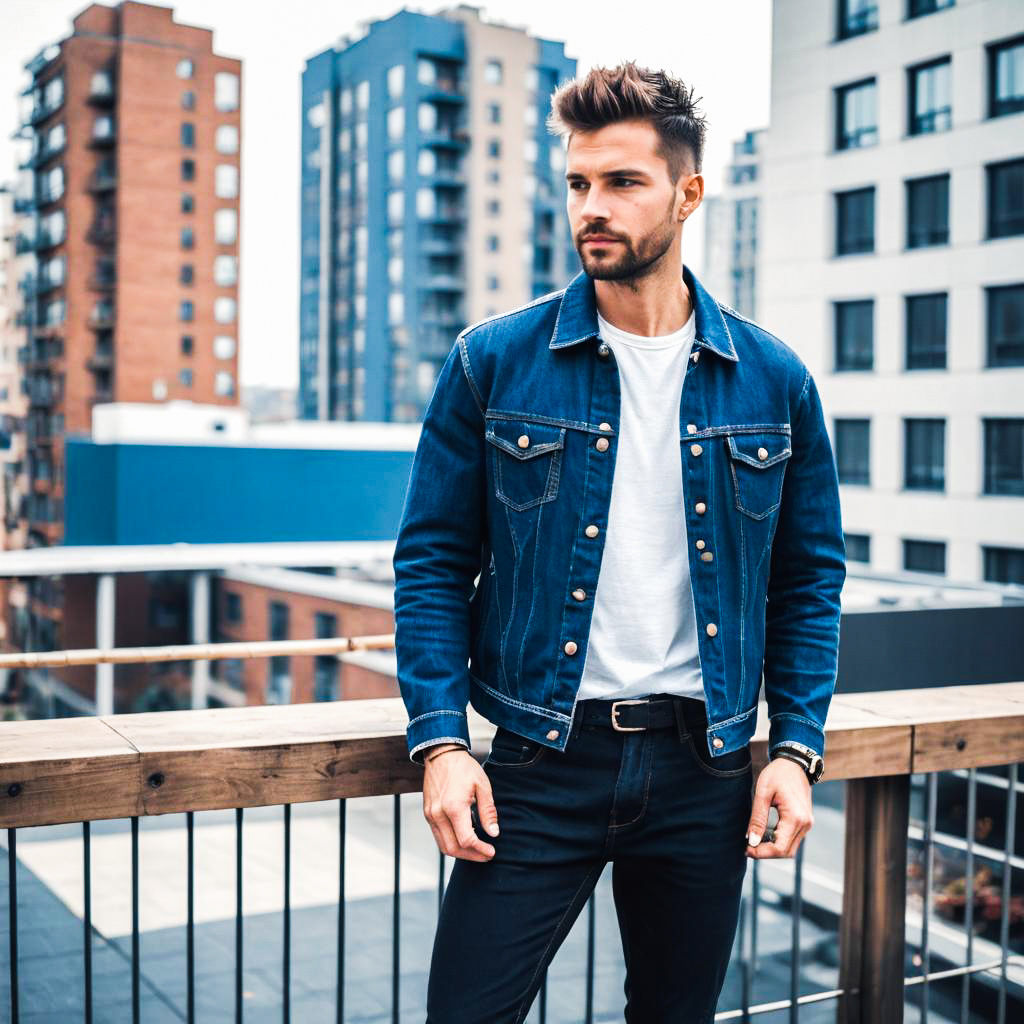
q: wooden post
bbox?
[838,774,911,1024]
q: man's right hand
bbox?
[422,745,500,861]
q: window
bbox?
[179,299,194,322]
[487,168,501,185]
[834,300,873,370]
[214,208,237,244]
[905,293,947,369]
[484,59,503,85]
[225,591,242,623]
[837,0,877,39]
[906,173,949,248]
[983,419,1024,495]
[179,368,193,388]
[313,611,339,702]
[181,193,194,214]
[181,226,194,249]
[215,370,235,396]
[844,533,871,563]
[387,106,404,140]
[487,138,501,158]
[180,264,194,285]
[908,57,951,135]
[215,164,239,199]
[387,63,404,99]
[388,150,404,183]
[181,158,195,182]
[266,601,290,704]
[215,124,239,154]
[835,419,870,484]
[835,79,877,150]
[835,186,874,255]
[213,335,236,360]
[487,198,501,216]
[388,292,404,325]
[356,80,369,111]
[486,234,500,252]
[986,157,1024,238]
[181,89,195,110]
[181,122,195,147]
[983,546,1024,585]
[418,59,436,86]
[487,275,500,291]
[214,255,237,286]
[987,284,1024,367]
[176,58,194,79]
[92,115,114,141]
[904,419,945,490]
[988,34,1024,118]
[214,72,240,112]
[903,539,945,574]
[487,102,501,124]
[214,297,237,323]
[908,0,955,18]
[418,102,437,134]
[181,335,194,355]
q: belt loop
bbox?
[672,698,689,743]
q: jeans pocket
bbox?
[684,733,753,779]
[485,726,548,768]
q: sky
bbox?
[0,0,773,390]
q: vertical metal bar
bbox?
[236,806,244,1024]
[336,798,346,1024]
[738,885,751,1024]
[187,811,195,1024]
[8,828,18,1024]
[751,857,761,978]
[392,793,400,1024]
[283,803,291,1024]
[959,769,976,1024]
[997,762,1018,1024]
[539,970,547,1023]
[585,894,595,1024]
[921,773,937,1024]
[789,842,803,1024]
[84,821,93,1024]
[131,815,140,1024]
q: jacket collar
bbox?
[548,261,740,363]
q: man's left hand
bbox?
[745,757,813,859]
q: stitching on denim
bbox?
[486,409,613,435]
[409,737,468,763]
[498,500,521,696]
[686,732,752,778]
[608,742,654,830]
[517,497,543,687]
[456,334,485,418]
[709,703,758,730]
[462,289,565,344]
[470,671,571,723]
[408,709,467,727]
[513,859,605,1023]
[735,503,747,717]
[770,711,825,732]
[718,301,791,353]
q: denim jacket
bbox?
[393,263,846,766]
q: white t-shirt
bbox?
[576,307,706,703]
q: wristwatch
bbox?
[769,741,824,784]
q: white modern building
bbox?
[759,0,1024,584]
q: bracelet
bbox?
[771,750,812,779]
[424,744,465,764]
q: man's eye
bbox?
[614,179,638,187]
[569,181,587,190]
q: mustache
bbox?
[578,230,626,242]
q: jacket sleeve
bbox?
[392,334,487,765]
[762,368,846,761]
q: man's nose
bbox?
[580,187,610,222]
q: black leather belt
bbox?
[576,695,705,733]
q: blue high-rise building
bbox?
[299,5,577,422]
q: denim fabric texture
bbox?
[393,262,846,766]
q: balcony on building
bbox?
[88,161,117,193]
[86,68,115,107]
[88,116,116,149]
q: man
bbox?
[392,62,845,1023]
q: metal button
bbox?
[701,552,714,562]
[706,622,718,637]
[585,524,599,538]
[598,422,612,432]
[597,343,610,357]
[712,737,724,749]
[695,539,706,550]
[690,443,703,456]
[695,502,706,515]
[686,423,697,434]
[564,640,578,656]
[572,588,586,601]
[517,434,530,449]
[546,729,560,740]
[595,437,610,452]
[757,447,768,460]
[691,350,700,363]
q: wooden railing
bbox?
[2,681,1023,1023]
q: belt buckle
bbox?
[611,698,648,732]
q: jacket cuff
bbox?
[407,710,471,766]
[767,713,826,760]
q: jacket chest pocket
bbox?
[485,419,565,511]
[726,432,792,520]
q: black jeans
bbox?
[425,695,753,1023]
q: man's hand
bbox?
[422,747,500,861]
[745,757,813,859]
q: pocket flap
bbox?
[485,419,566,460]
[726,433,792,468]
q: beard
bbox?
[575,197,677,284]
